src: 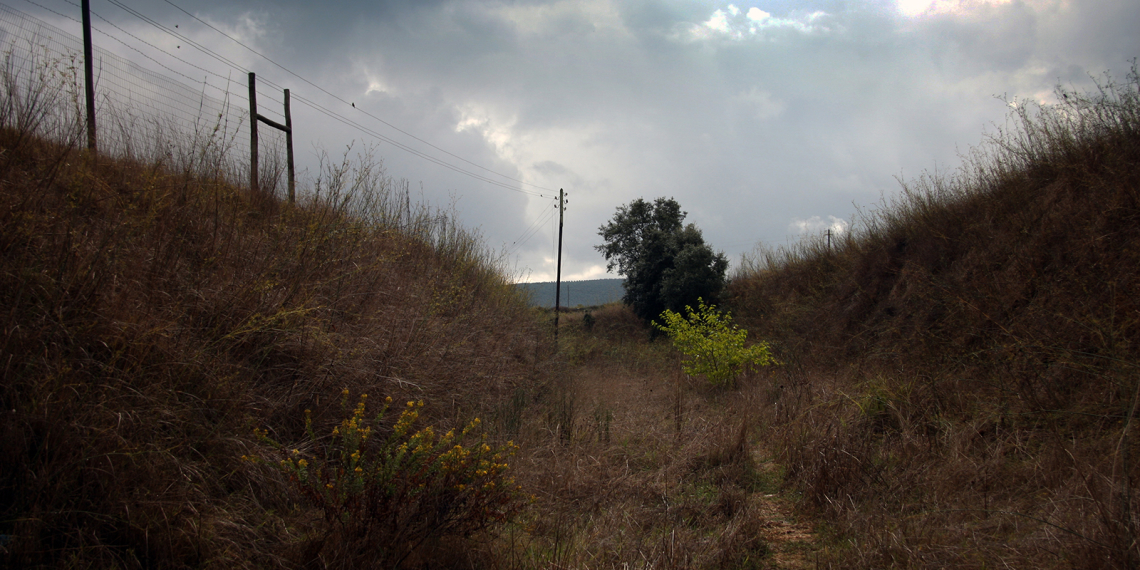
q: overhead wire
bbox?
[104,0,249,77]
[24,0,248,106]
[37,0,555,197]
[506,212,553,257]
[288,92,547,196]
[159,0,556,196]
[17,0,565,251]
[506,198,557,256]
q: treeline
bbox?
[516,278,625,308]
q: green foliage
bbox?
[655,298,775,386]
[596,197,728,322]
[249,391,525,565]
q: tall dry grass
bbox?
[484,305,810,570]
[728,67,1140,567]
[0,47,546,568]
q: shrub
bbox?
[656,298,775,386]
[249,390,525,567]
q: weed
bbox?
[248,391,524,567]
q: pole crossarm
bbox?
[256,113,290,133]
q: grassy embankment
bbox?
[0,51,805,569]
[11,41,1137,570]
[728,69,1140,568]
[0,52,549,567]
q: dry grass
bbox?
[0,48,810,569]
[16,35,1138,570]
[728,67,1140,568]
[0,55,546,567]
[494,306,814,570]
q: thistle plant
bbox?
[656,298,776,386]
[248,389,524,564]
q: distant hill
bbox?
[516,278,624,308]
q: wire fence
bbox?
[0,1,554,263]
[0,2,287,187]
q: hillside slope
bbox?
[728,71,1140,567]
[0,125,547,567]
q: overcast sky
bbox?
[15,0,1140,282]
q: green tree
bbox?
[596,198,728,323]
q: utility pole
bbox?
[554,189,566,342]
[248,72,258,195]
[284,88,295,203]
[81,0,96,152]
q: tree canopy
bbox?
[596,197,728,323]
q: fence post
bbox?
[248,72,259,195]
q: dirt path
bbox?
[517,335,822,568]
[753,459,819,569]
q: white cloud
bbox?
[704,8,731,34]
[897,0,1016,18]
[790,216,850,235]
[454,104,521,166]
[746,8,770,23]
[568,264,609,281]
[897,0,934,17]
[686,6,832,41]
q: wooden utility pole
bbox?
[248,72,258,194]
[554,189,566,342]
[284,89,295,203]
[81,0,96,152]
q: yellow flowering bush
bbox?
[251,389,523,565]
[656,298,776,386]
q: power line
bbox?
[158,0,556,195]
[506,212,552,256]
[288,92,548,196]
[22,0,557,199]
[34,0,556,197]
[39,0,559,197]
[22,0,249,106]
[506,198,557,256]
